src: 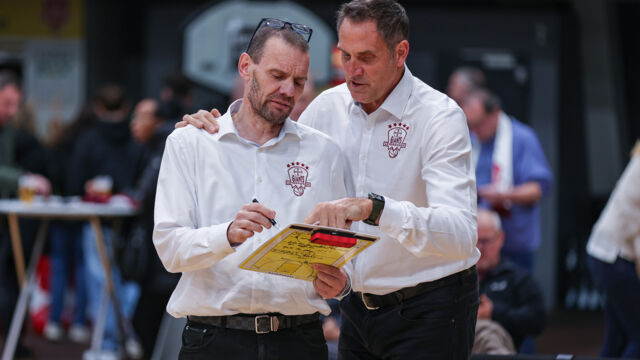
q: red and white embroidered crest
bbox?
[285,162,311,196]
[383,123,409,158]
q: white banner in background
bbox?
[183,0,334,94]
[23,39,84,137]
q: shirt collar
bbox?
[378,65,413,120]
[218,99,300,146]
[350,64,413,120]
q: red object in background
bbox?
[30,256,51,335]
[310,230,356,248]
[82,193,111,204]
[330,44,345,87]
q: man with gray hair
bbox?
[447,66,487,106]
[473,208,546,354]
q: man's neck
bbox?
[233,102,284,146]
[361,66,405,114]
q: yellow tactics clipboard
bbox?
[239,224,378,281]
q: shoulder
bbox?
[511,118,542,145]
[307,83,352,110]
[409,76,463,120]
[292,121,343,154]
[404,77,467,139]
[166,125,213,150]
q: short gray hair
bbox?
[337,0,409,54]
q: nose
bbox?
[344,61,363,78]
[280,79,295,98]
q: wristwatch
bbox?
[364,193,385,226]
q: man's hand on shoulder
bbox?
[227,202,276,246]
[303,197,373,229]
[175,108,222,134]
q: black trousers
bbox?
[178,319,328,360]
[339,268,479,360]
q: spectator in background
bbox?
[587,140,640,358]
[0,70,50,359]
[69,83,144,360]
[447,66,486,106]
[473,209,546,355]
[0,71,50,197]
[461,88,552,273]
[159,72,194,122]
[125,98,179,356]
[43,107,95,344]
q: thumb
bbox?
[210,108,222,118]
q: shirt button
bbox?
[360,155,366,161]
[257,177,263,183]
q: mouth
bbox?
[269,99,292,111]
[349,80,367,89]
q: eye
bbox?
[341,52,351,62]
[359,54,374,63]
[272,73,283,80]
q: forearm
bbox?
[378,197,477,259]
[505,181,542,205]
[153,220,234,273]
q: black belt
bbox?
[188,313,320,334]
[356,266,477,310]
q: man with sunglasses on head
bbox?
[179,1,480,358]
[154,18,352,360]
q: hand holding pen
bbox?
[226,198,278,246]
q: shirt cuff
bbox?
[208,220,236,256]
[378,196,405,230]
[335,273,352,300]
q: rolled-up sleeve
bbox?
[153,133,234,273]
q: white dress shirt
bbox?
[154,100,349,317]
[299,66,480,295]
[587,147,640,263]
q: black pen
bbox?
[252,198,278,227]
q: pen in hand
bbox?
[252,198,279,229]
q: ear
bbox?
[496,230,505,248]
[394,40,409,67]
[238,52,253,81]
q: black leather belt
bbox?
[188,313,320,334]
[356,266,477,310]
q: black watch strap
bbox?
[364,193,385,226]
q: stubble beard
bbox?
[248,74,293,126]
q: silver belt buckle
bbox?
[360,293,380,311]
[254,315,279,334]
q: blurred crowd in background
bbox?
[1,0,640,359]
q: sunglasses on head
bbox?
[246,18,313,51]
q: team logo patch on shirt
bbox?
[383,123,409,158]
[285,162,311,196]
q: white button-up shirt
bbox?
[154,100,350,317]
[587,146,640,263]
[299,66,480,295]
